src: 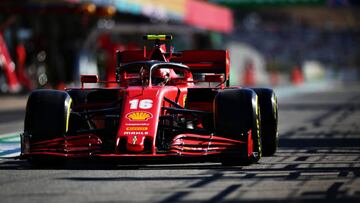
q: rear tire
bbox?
[214,88,262,165]
[252,88,278,156]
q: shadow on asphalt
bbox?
[1,92,360,203]
[1,157,359,203]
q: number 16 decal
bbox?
[129,99,153,109]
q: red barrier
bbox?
[0,32,20,92]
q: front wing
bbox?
[20,131,254,162]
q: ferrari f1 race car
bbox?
[21,35,278,166]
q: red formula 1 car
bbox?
[21,35,278,166]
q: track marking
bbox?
[0,132,21,158]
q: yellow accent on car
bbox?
[183,94,187,107]
[126,127,148,131]
[255,95,262,157]
[274,95,278,119]
[256,95,259,116]
[65,98,72,132]
[273,95,279,139]
[144,35,173,41]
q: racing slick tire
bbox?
[25,89,72,140]
[252,88,278,156]
[24,90,71,166]
[214,88,262,165]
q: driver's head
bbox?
[152,68,170,86]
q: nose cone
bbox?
[126,135,145,152]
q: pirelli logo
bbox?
[125,127,148,131]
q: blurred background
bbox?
[0,0,359,94]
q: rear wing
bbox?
[170,50,230,86]
[116,49,230,86]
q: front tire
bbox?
[24,89,72,140]
[24,89,72,166]
[214,88,262,165]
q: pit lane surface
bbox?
[0,83,359,203]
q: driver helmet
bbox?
[152,68,170,85]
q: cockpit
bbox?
[117,61,193,87]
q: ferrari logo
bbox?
[132,136,137,145]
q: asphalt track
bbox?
[0,82,359,203]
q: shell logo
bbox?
[126,111,153,121]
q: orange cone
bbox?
[270,69,280,86]
[290,66,304,85]
[244,63,255,86]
